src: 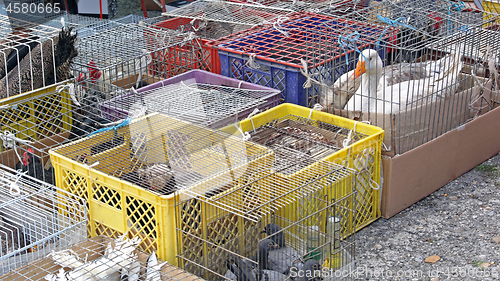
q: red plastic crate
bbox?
[151,17,221,74]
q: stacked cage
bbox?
[72,23,203,89]
[151,0,291,74]
[210,12,398,106]
[0,79,135,186]
[39,14,145,38]
[317,0,500,154]
[49,112,275,264]
[221,103,384,231]
[99,77,280,129]
[175,159,355,280]
[229,0,359,13]
[1,236,205,280]
[0,165,86,275]
[0,15,70,99]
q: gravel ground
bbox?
[111,3,500,281]
[355,152,500,281]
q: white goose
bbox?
[344,49,384,112]
[323,51,460,110]
[343,49,463,114]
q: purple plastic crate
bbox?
[100,69,280,129]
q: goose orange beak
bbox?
[354,61,366,78]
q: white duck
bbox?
[343,49,463,114]
[322,51,459,110]
[344,49,384,112]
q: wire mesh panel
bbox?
[0,236,205,280]
[100,81,279,129]
[212,12,397,106]
[0,79,138,186]
[162,0,291,27]
[175,160,355,280]
[229,0,356,13]
[220,103,384,231]
[49,112,275,264]
[316,0,500,154]
[0,165,86,275]
[0,15,76,98]
[73,23,203,89]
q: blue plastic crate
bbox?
[215,12,397,107]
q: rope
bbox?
[9,170,27,196]
[308,103,323,120]
[447,0,466,34]
[375,15,416,49]
[0,131,32,163]
[247,108,260,133]
[299,59,325,89]
[88,117,131,137]
[57,83,79,106]
[246,53,260,69]
[233,123,251,141]
[342,120,370,148]
[84,161,100,184]
[262,16,291,37]
[338,31,370,67]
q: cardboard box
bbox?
[0,236,202,281]
[381,98,500,218]
[331,73,499,218]
[111,73,163,89]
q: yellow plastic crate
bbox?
[0,81,73,152]
[220,103,384,231]
[49,113,274,265]
[483,1,500,24]
[175,160,356,279]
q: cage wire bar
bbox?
[227,0,356,13]
[175,159,355,280]
[48,112,275,263]
[0,236,205,280]
[73,23,203,89]
[99,81,279,129]
[162,0,292,29]
[0,164,87,275]
[315,0,500,155]
[0,14,64,98]
[37,14,145,39]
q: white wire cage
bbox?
[99,81,280,129]
[0,164,87,276]
[73,23,204,89]
[175,159,356,280]
[0,79,134,186]
[0,15,76,99]
[0,235,205,280]
[161,0,292,35]
[305,1,500,154]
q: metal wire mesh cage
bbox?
[0,164,87,275]
[73,23,203,89]
[175,159,355,280]
[0,79,139,187]
[0,15,74,99]
[48,112,275,263]
[315,1,500,154]
[212,11,398,106]
[229,0,352,13]
[162,0,291,29]
[0,236,205,280]
[99,81,280,129]
[221,103,384,231]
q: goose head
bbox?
[355,49,384,102]
[355,49,384,79]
